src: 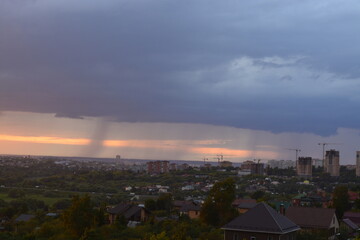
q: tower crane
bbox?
[214,154,223,164]
[286,148,301,161]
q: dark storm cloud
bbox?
[1,0,360,135]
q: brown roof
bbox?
[285,207,336,229]
[223,203,299,234]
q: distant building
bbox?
[116,155,121,160]
[251,163,264,175]
[107,203,150,224]
[267,159,296,169]
[178,163,190,171]
[312,158,323,168]
[324,150,340,177]
[241,160,254,170]
[238,169,251,176]
[169,163,177,171]
[297,157,312,178]
[146,161,169,174]
[219,161,233,168]
[356,151,360,177]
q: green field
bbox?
[0,192,69,206]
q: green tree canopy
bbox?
[333,185,350,219]
[61,195,98,238]
[200,178,238,227]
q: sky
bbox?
[1,0,360,163]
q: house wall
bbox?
[224,230,296,240]
[188,210,200,219]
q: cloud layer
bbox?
[1,0,360,135]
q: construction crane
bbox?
[286,148,301,161]
[318,143,341,162]
[214,154,223,164]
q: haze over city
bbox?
[1,0,360,163]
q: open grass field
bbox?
[0,192,69,206]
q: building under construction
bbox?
[324,149,340,177]
[296,157,312,178]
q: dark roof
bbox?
[107,203,132,215]
[173,200,194,208]
[342,218,359,230]
[222,202,300,234]
[107,203,147,219]
[285,207,336,229]
[180,204,201,212]
[123,205,142,219]
[343,211,360,225]
[15,214,35,222]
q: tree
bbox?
[61,195,98,237]
[145,199,157,211]
[200,178,238,226]
[156,194,173,214]
[333,185,350,219]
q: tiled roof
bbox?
[285,207,336,229]
[222,202,300,234]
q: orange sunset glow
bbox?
[192,147,279,159]
[0,134,90,145]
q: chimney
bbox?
[279,204,285,215]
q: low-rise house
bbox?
[173,200,195,211]
[107,203,150,224]
[232,198,257,208]
[343,211,360,226]
[222,202,300,240]
[341,218,360,238]
[179,204,201,219]
[285,207,339,240]
[232,198,257,213]
[236,202,258,214]
[292,193,331,208]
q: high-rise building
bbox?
[251,163,264,175]
[297,157,312,178]
[324,149,340,177]
[146,161,169,174]
[356,151,360,177]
